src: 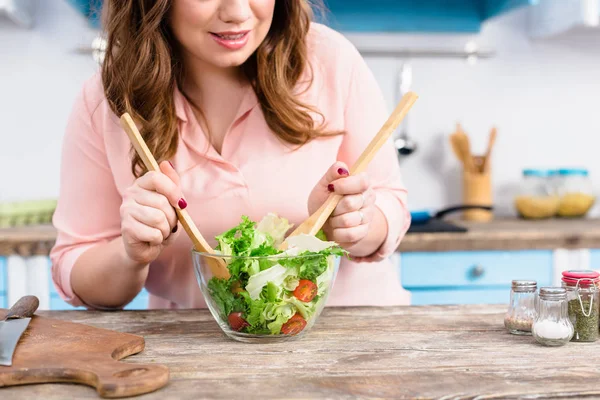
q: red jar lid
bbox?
[562,270,600,286]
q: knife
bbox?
[0,295,39,366]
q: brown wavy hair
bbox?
[101,0,333,177]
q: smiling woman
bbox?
[49,0,411,312]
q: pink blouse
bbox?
[50,23,411,309]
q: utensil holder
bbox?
[462,171,493,221]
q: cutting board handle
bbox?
[5,296,39,320]
[94,359,170,398]
[2,359,169,398]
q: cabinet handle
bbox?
[471,265,485,278]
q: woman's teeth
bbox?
[215,33,245,40]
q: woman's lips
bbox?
[210,31,250,50]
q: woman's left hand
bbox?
[308,162,376,249]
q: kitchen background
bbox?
[2,0,600,214]
[1,0,599,309]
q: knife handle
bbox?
[6,295,39,320]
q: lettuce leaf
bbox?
[245,264,292,300]
[285,294,318,320]
[256,213,293,246]
[207,278,245,317]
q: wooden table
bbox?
[3,305,600,399]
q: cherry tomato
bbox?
[228,312,249,331]
[293,279,318,302]
[280,313,307,335]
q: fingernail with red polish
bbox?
[168,161,174,169]
[338,168,349,176]
[178,198,187,209]
[172,225,178,233]
[327,184,334,192]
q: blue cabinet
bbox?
[322,0,535,33]
[69,0,535,33]
[590,249,600,270]
[401,250,554,305]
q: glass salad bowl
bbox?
[192,214,344,343]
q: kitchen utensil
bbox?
[0,309,169,398]
[482,127,497,172]
[0,295,39,366]
[120,113,230,279]
[449,124,477,173]
[473,155,485,173]
[410,204,494,225]
[456,130,476,172]
[280,91,419,249]
[449,133,465,166]
[394,63,417,156]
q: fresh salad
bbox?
[206,213,346,336]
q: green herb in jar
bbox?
[568,298,599,342]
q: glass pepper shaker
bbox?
[561,270,600,342]
[532,287,574,346]
[504,280,537,335]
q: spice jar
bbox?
[532,287,574,346]
[562,270,600,342]
[556,168,595,217]
[514,169,560,219]
[504,280,537,335]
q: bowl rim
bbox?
[191,249,341,261]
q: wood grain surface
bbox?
[2,305,600,399]
[0,310,169,398]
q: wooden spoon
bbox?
[481,126,497,173]
[279,91,419,250]
[120,113,230,279]
[449,132,465,166]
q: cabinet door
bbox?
[401,250,553,305]
[590,249,600,271]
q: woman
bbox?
[50,0,411,310]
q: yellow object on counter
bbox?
[515,195,560,219]
[557,192,596,217]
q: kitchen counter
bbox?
[2,218,600,256]
[3,305,600,399]
[400,217,600,252]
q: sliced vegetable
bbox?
[245,264,290,300]
[228,312,249,331]
[293,279,318,302]
[256,213,293,246]
[280,313,307,335]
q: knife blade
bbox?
[0,295,39,366]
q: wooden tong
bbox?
[279,92,419,250]
[120,113,230,279]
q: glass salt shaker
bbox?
[532,287,574,347]
[561,270,600,342]
[504,280,537,335]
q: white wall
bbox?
[1,2,600,217]
[350,8,600,216]
[0,0,99,202]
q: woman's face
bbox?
[170,0,276,70]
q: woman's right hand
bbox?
[120,161,186,265]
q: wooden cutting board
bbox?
[0,310,169,398]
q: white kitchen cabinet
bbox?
[528,0,600,38]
